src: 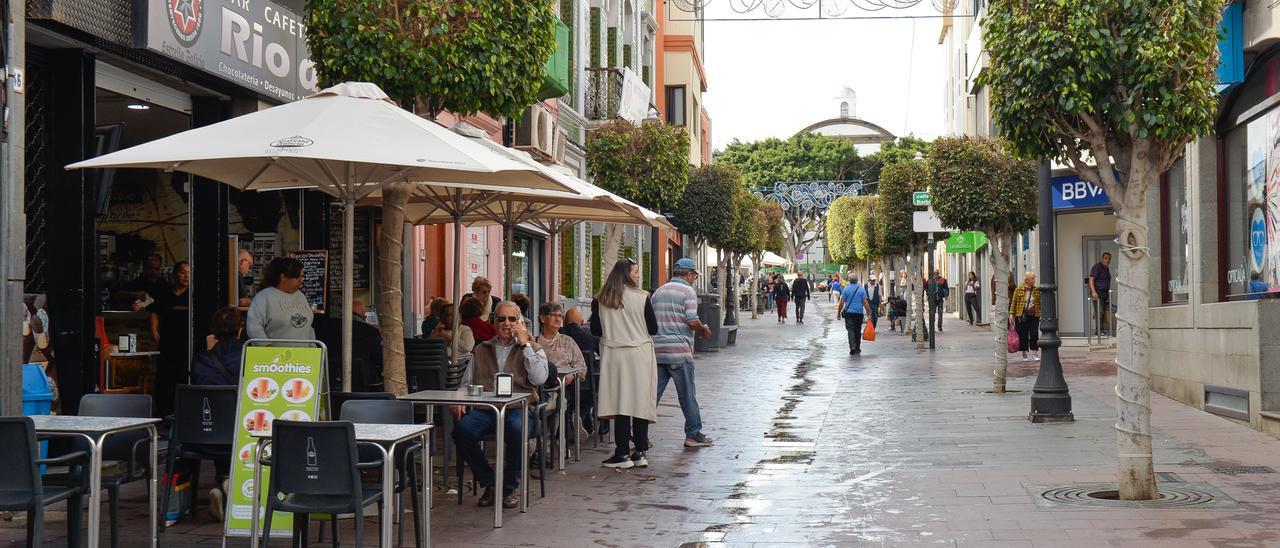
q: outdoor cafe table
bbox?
[247,422,434,548]
[555,368,585,470]
[31,415,161,548]
[397,389,530,528]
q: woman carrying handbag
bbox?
[1009,271,1041,361]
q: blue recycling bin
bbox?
[22,364,55,470]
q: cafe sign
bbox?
[139,0,319,102]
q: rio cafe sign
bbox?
[140,0,319,102]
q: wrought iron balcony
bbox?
[584,67,625,121]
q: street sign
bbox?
[912,191,931,206]
[945,231,990,253]
[912,211,954,233]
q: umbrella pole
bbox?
[451,213,463,369]
[504,221,515,300]
[343,192,355,392]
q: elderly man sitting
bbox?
[452,301,548,509]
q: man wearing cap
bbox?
[652,258,715,447]
[867,273,883,328]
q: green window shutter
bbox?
[642,65,650,87]
[622,45,632,71]
[589,8,601,67]
[561,230,577,299]
[606,27,617,68]
[642,251,652,290]
[591,235,603,295]
[562,0,575,102]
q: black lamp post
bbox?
[1030,160,1074,422]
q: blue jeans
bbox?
[656,362,703,439]
[452,409,529,490]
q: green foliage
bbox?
[929,136,1038,235]
[853,200,878,261]
[716,133,864,189]
[305,0,558,118]
[674,164,740,246]
[720,191,762,255]
[760,201,785,255]
[586,120,691,213]
[825,196,860,265]
[862,135,932,184]
[589,8,601,66]
[980,0,1220,184]
[875,161,930,255]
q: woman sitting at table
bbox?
[535,302,585,410]
[459,296,496,344]
[192,306,244,385]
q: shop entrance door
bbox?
[1081,236,1118,340]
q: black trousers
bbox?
[965,293,980,324]
[843,312,865,351]
[795,298,807,321]
[1015,314,1040,352]
[612,415,650,457]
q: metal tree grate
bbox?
[1033,483,1240,510]
[1204,464,1276,475]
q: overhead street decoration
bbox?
[751,180,867,213]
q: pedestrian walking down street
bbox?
[791,271,811,324]
[963,271,981,325]
[837,274,872,355]
[652,258,714,448]
[866,274,883,328]
[1010,271,1041,361]
[931,270,949,331]
[591,258,659,469]
[829,274,842,303]
[774,274,791,323]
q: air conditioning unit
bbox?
[515,105,559,163]
[552,127,568,164]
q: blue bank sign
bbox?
[1052,176,1111,211]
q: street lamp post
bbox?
[1030,160,1074,422]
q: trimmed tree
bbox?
[710,186,758,320]
[747,200,785,320]
[587,120,691,267]
[305,0,558,394]
[982,0,1221,499]
[876,161,931,348]
[825,196,860,267]
[929,136,1037,393]
[674,164,741,279]
[853,198,879,269]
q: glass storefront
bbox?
[1164,160,1190,304]
[1224,96,1280,300]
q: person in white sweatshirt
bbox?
[246,257,315,341]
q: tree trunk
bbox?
[378,182,412,396]
[990,229,1013,393]
[1114,194,1157,500]
[602,223,623,271]
[750,252,762,319]
[910,246,927,349]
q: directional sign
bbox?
[912,191,931,206]
[912,211,955,233]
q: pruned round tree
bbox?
[853,199,878,263]
[982,0,1221,499]
[305,0,558,395]
[876,160,931,346]
[675,164,740,262]
[749,200,786,319]
[587,120,691,267]
[825,196,860,267]
[929,136,1037,393]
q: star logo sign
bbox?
[167,0,204,47]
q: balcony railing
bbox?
[585,67,625,121]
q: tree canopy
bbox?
[825,196,860,265]
[928,136,1037,235]
[759,201,786,255]
[586,120,691,213]
[716,132,864,188]
[862,135,932,184]
[674,164,740,247]
[854,200,878,261]
[875,160,930,256]
[306,0,558,117]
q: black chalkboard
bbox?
[288,250,328,313]
[328,204,372,295]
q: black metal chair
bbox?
[260,420,383,548]
[340,400,424,548]
[329,391,394,420]
[161,385,237,526]
[46,394,151,548]
[0,417,89,548]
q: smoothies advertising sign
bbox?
[225,343,326,537]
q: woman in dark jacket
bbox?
[192,307,245,385]
[774,275,792,324]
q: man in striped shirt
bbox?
[652,257,714,447]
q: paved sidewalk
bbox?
[7,297,1280,547]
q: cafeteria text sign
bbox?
[140,0,319,102]
[224,342,326,538]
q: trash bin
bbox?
[696,294,722,352]
[22,363,55,470]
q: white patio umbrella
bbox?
[66,82,573,392]
[362,124,674,362]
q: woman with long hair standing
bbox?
[591,258,658,469]
[963,271,981,325]
[774,274,791,323]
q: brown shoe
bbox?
[502,489,519,509]
[477,487,495,507]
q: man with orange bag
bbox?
[837,274,873,355]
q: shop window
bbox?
[1224,112,1280,300]
[1162,160,1190,304]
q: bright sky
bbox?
[699,3,948,154]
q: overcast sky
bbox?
[698,3,949,154]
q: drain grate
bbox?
[1032,483,1241,510]
[958,389,1024,395]
[1204,464,1276,475]
[1155,472,1185,483]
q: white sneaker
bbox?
[209,487,225,521]
[1034,355,1041,361]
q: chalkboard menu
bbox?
[288,250,328,313]
[327,204,373,296]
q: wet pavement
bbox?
[8,296,1280,546]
